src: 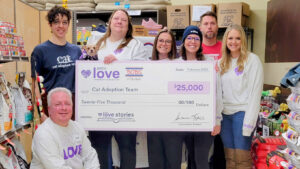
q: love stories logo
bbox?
[81,67,120,80]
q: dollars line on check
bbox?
[79,99,197,106]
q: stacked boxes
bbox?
[167,5,190,29]
[217,2,250,28]
[132,25,161,37]
[167,2,250,29]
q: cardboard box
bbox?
[132,25,161,37]
[133,25,146,36]
[167,5,190,29]
[190,4,216,26]
[217,2,250,28]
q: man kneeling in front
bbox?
[30,87,100,169]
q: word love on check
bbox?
[76,61,216,131]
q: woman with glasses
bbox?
[180,25,223,169]
[147,29,185,169]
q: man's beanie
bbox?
[182,25,202,43]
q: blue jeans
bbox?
[220,111,252,150]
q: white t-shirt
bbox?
[96,37,149,168]
[97,38,148,61]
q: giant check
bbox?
[76,61,216,131]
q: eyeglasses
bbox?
[186,36,201,42]
[158,39,172,44]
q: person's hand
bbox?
[211,125,221,136]
[215,63,219,72]
[40,112,48,123]
[103,55,117,64]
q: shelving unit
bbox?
[72,10,254,51]
[0,55,29,63]
[0,123,31,144]
[0,55,32,145]
[72,9,167,44]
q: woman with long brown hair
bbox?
[89,9,147,169]
[147,29,184,169]
[180,25,223,169]
[95,9,146,63]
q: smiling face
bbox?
[110,10,129,36]
[184,34,201,55]
[49,14,69,40]
[156,32,172,59]
[48,91,73,127]
[226,29,242,56]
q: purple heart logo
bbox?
[81,70,91,78]
[114,48,123,55]
[234,67,243,76]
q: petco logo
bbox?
[125,67,143,77]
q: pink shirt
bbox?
[202,41,222,60]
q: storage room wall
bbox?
[0,0,18,83]
[0,0,41,162]
[171,0,297,86]
[15,0,40,162]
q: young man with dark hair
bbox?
[31,6,81,121]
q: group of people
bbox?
[30,5,263,169]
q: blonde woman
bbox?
[219,24,263,169]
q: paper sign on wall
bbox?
[192,6,212,21]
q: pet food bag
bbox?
[10,87,32,125]
[0,94,12,135]
[0,73,16,132]
[0,151,15,169]
[12,137,27,161]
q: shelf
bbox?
[72,9,167,44]
[0,123,31,144]
[0,55,29,63]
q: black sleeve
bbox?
[31,53,36,78]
